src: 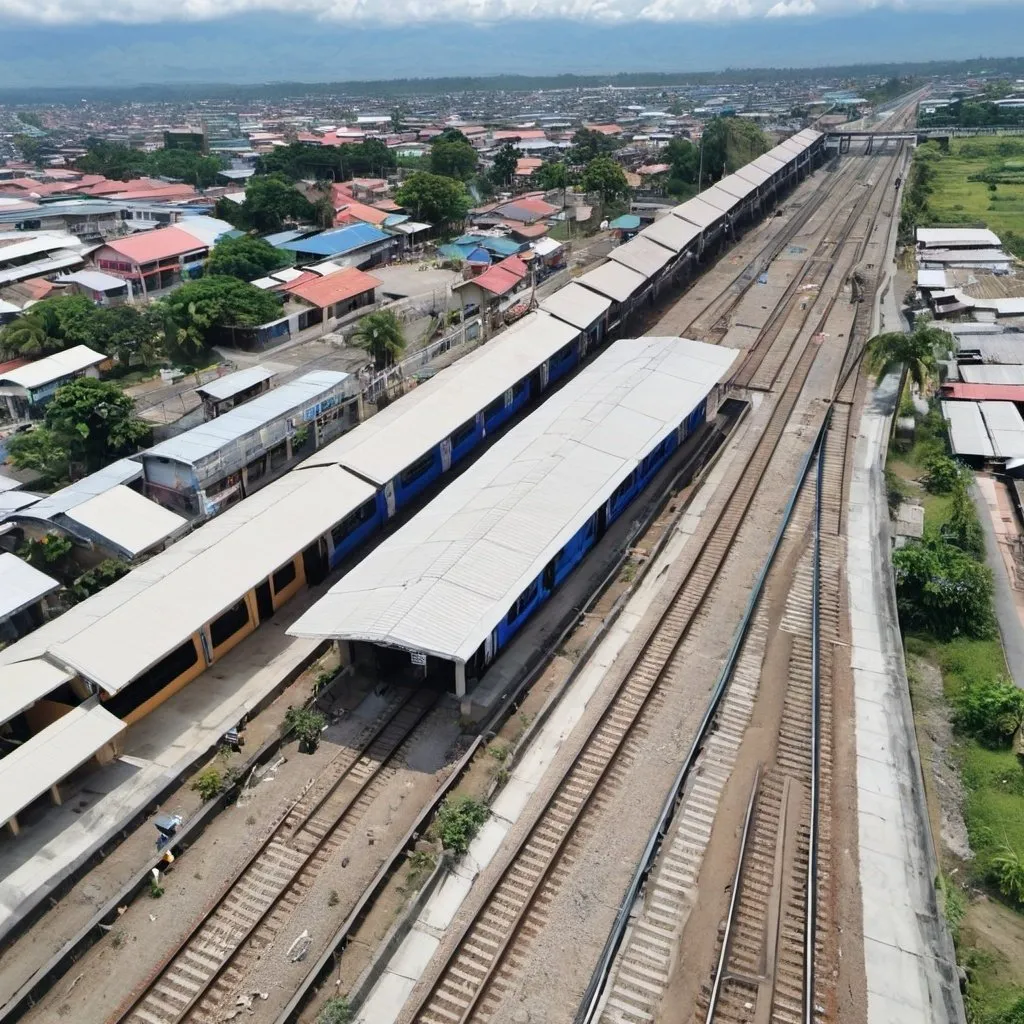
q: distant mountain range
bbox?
[1,7,1023,93]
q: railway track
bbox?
[112,687,439,1024]
[400,142,891,1021]
[577,144,902,1024]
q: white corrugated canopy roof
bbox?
[0,659,74,728]
[639,213,702,253]
[942,400,995,457]
[302,311,580,486]
[0,553,59,621]
[540,282,612,330]
[575,261,647,304]
[673,197,726,230]
[195,365,276,402]
[289,336,738,664]
[694,186,738,214]
[714,173,756,201]
[606,235,675,280]
[960,364,1024,385]
[65,485,187,558]
[0,699,125,828]
[15,458,142,523]
[733,163,774,188]
[917,228,1001,250]
[0,465,374,694]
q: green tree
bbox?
[0,294,98,358]
[0,316,52,359]
[490,143,520,187]
[664,137,701,188]
[569,128,619,165]
[17,533,73,574]
[865,325,948,390]
[351,309,406,370]
[581,157,630,204]
[88,305,162,369]
[225,175,314,233]
[5,427,68,481]
[430,139,478,181]
[892,537,994,640]
[435,127,470,145]
[13,134,48,168]
[698,117,770,182]
[432,796,489,855]
[72,558,131,601]
[43,377,149,474]
[923,453,961,494]
[533,161,571,191]
[206,235,289,282]
[395,172,471,230]
[955,677,1024,747]
[159,276,283,354]
[942,478,986,559]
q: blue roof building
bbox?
[276,223,398,266]
[452,234,526,258]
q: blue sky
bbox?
[1,4,1022,87]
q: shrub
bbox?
[955,677,1024,746]
[991,844,1024,905]
[285,706,327,752]
[191,766,224,801]
[893,538,994,640]
[885,468,907,516]
[149,878,165,899]
[316,997,354,1024]
[924,453,962,494]
[942,478,985,558]
[432,796,489,855]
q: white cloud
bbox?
[766,0,816,14]
[0,0,1010,24]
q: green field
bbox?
[921,137,1024,245]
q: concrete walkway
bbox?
[971,474,1024,690]
[847,372,966,1024]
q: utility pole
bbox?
[697,136,705,195]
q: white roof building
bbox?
[917,228,1002,250]
[64,485,187,559]
[289,336,737,692]
[0,346,105,393]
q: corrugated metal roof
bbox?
[942,400,995,457]
[917,228,1001,249]
[289,336,737,663]
[65,485,186,558]
[277,223,391,258]
[304,311,580,485]
[917,269,947,290]
[195,365,276,402]
[539,282,612,330]
[0,346,105,390]
[0,699,125,828]
[733,163,773,188]
[0,553,59,620]
[54,270,128,292]
[942,383,1024,402]
[607,235,675,280]
[145,371,348,467]
[750,153,789,176]
[100,226,209,264]
[14,458,142,523]
[960,364,1024,385]
[639,213,702,253]
[576,261,647,304]
[714,173,756,201]
[0,491,42,514]
[286,266,381,309]
[0,252,84,286]
[0,464,375,694]
[979,401,1024,457]
[694,186,738,214]
[0,659,74,728]
[673,196,726,230]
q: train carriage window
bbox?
[272,561,297,594]
[552,342,574,363]
[209,599,250,649]
[104,638,199,719]
[484,395,505,420]
[506,580,539,626]
[399,450,436,487]
[451,417,476,448]
[609,470,636,507]
[331,497,377,546]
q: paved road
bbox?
[970,478,1024,689]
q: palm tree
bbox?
[0,316,52,358]
[865,324,950,391]
[351,310,406,371]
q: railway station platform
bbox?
[0,596,326,941]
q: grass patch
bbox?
[919,137,1024,243]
